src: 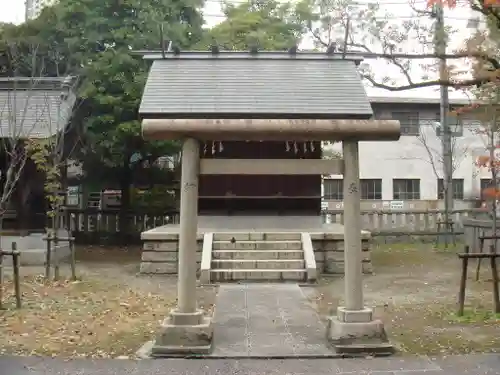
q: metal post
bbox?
[435,5,454,246]
[70,237,77,281]
[0,248,3,310]
[12,242,21,309]
[45,233,51,280]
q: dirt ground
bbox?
[0,245,217,358]
[3,243,500,358]
[305,243,500,355]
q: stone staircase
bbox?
[201,232,317,283]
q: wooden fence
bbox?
[323,209,482,237]
[63,208,180,244]
[60,208,485,244]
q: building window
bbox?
[437,179,464,200]
[361,179,382,200]
[324,179,343,200]
[393,179,420,200]
[434,112,463,137]
[480,178,496,200]
[391,111,420,135]
[481,179,493,190]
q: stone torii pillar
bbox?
[326,139,393,354]
[150,137,213,356]
[141,118,400,356]
[177,137,199,314]
[342,141,364,310]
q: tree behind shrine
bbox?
[31,0,205,233]
[199,0,304,50]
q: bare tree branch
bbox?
[350,52,499,67]
[413,133,442,179]
[0,38,80,239]
[297,0,500,91]
[470,0,500,29]
[363,74,495,91]
[408,0,434,18]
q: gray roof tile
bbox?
[139,55,373,117]
[0,78,77,139]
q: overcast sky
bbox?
[0,0,480,99]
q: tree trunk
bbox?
[118,152,132,239]
[15,183,31,232]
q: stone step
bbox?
[210,269,307,281]
[213,233,302,241]
[212,240,302,251]
[211,259,305,270]
[333,343,395,356]
[212,249,304,260]
[150,344,212,356]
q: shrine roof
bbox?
[0,77,77,139]
[138,51,373,119]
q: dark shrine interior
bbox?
[199,141,322,216]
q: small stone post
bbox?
[150,137,213,356]
[326,140,393,355]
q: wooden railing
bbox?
[58,207,486,244]
[321,208,483,236]
[62,208,180,244]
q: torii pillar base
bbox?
[326,307,394,356]
[150,309,213,356]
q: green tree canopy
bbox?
[0,0,205,218]
[200,0,305,50]
[38,0,204,173]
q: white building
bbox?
[25,0,56,20]
[323,96,494,211]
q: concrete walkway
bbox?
[211,283,333,357]
[1,354,500,375]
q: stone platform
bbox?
[140,215,372,278]
[0,231,70,266]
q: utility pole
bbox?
[433,4,454,245]
[488,93,498,247]
[25,0,33,21]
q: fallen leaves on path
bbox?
[0,274,174,358]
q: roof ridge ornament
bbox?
[249,45,259,55]
[158,23,172,59]
[210,44,220,55]
[326,43,337,56]
[172,45,181,56]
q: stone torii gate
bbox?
[138,51,401,355]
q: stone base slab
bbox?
[326,312,394,356]
[151,341,212,356]
[141,236,373,276]
[337,307,373,323]
[151,312,214,356]
[169,308,204,325]
[1,246,70,266]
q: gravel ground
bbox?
[303,243,500,355]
